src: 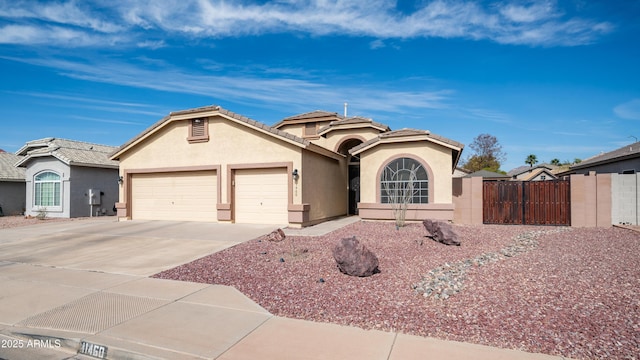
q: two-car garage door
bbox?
[130,168,288,224]
[131,171,217,222]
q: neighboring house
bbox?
[453,167,470,178]
[507,164,558,181]
[563,141,640,175]
[0,151,26,216]
[15,138,119,218]
[110,105,464,227]
[464,170,510,181]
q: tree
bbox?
[462,134,506,172]
[525,154,538,167]
[381,164,418,228]
[550,158,561,166]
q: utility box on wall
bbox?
[88,189,101,205]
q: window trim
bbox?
[188,118,209,143]
[33,170,63,211]
[376,154,434,205]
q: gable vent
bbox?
[192,119,206,137]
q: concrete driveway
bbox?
[0,218,277,276]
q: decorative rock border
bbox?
[412,227,572,300]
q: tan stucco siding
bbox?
[301,151,347,222]
[276,124,304,138]
[118,116,303,206]
[359,142,454,204]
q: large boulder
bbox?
[332,236,380,277]
[423,219,461,246]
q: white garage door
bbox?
[131,171,217,222]
[234,168,288,224]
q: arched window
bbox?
[380,157,429,204]
[34,171,61,207]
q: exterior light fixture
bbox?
[292,169,299,181]
[118,176,124,185]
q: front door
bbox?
[348,164,360,215]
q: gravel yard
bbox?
[155,221,640,359]
[0,215,79,229]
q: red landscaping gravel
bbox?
[154,221,640,360]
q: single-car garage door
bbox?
[131,171,217,222]
[234,168,288,224]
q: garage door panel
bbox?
[132,171,217,222]
[235,168,288,224]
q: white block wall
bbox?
[611,173,639,225]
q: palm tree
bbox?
[550,158,561,166]
[525,154,538,167]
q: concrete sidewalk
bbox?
[0,262,566,360]
[283,216,361,236]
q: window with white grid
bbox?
[380,158,429,204]
[34,171,61,208]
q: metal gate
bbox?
[483,180,571,225]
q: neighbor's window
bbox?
[188,118,209,143]
[34,171,61,208]
[380,157,429,204]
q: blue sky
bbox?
[1,0,638,171]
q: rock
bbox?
[266,228,286,242]
[332,236,380,277]
[423,219,461,246]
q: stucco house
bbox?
[110,105,463,227]
[0,151,26,216]
[508,164,558,181]
[16,138,119,218]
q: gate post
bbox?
[571,173,612,227]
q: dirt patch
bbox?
[154,221,640,360]
[0,215,81,229]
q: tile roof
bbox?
[507,164,555,177]
[349,128,464,171]
[16,138,119,169]
[571,141,640,169]
[273,110,343,129]
[0,152,25,181]
[281,110,341,121]
[111,105,325,160]
[215,107,310,146]
[350,128,463,154]
[317,116,390,135]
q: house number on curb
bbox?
[79,341,107,359]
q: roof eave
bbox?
[570,152,640,170]
[15,152,70,168]
[69,162,119,169]
[317,122,389,137]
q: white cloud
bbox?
[0,0,613,47]
[0,24,123,46]
[614,99,640,120]
[0,0,122,33]
[499,1,559,23]
[1,55,452,115]
[369,39,386,49]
